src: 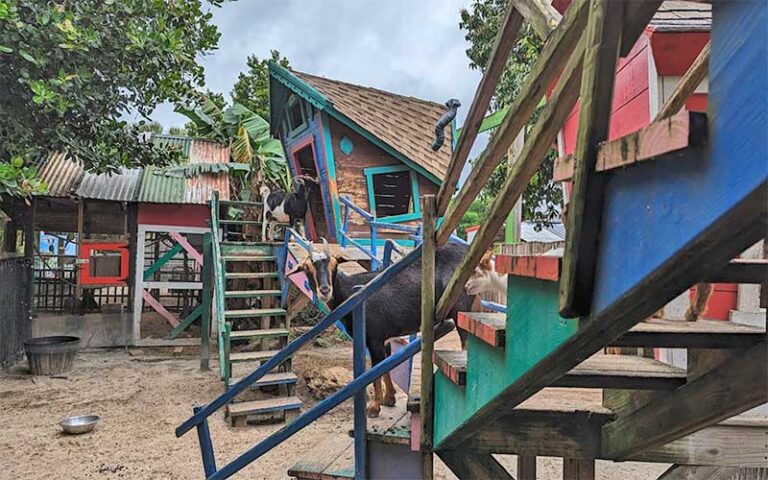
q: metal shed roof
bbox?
[75,167,142,202]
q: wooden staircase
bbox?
[212,198,302,426]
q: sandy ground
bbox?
[0,347,669,480]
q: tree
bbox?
[0,0,223,196]
[135,121,164,134]
[231,50,290,120]
[460,0,563,228]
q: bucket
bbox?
[24,336,80,375]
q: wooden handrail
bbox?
[209,192,228,380]
[436,34,587,321]
[436,0,590,245]
[434,6,524,216]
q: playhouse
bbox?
[268,63,453,246]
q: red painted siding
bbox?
[650,32,710,76]
[137,203,209,228]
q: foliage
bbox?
[0,0,223,196]
[175,98,290,191]
[184,90,227,136]
[167,126,188,136]
[232,50,290,120]
[460,0,563,228]
[0,156,47,197]
[456,196,490,239]
[135,121,164,134]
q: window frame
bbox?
[363,165,421,223]
[285,95,309,135]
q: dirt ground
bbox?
[0,346,669,480]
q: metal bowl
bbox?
[60,415,100,435]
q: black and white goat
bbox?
[260,176,318,241]
[287,238,476,418]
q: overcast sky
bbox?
[146,0,488,181]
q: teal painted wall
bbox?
[433,276,579,446]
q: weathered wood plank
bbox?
[619,1,662,56]
[438,450,514,480]
[707,258,767,284]
[434,350,467,386]
[518,455,537,480]
[419,195,437,479]
[655,41,711,122]
[435,8,524,216]
[613,318,766,349]
[656,465,739,480]
[456,312,506,348]
[602,341,768,460]
[511,0,562,41]
[554,354,686,390]
[435,33,587,320]
[563,458,595,480]
[496,254,561,281]
[559,0,625,318]
[436,0,589,244]
[288,436,352,480]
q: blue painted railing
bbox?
[177,245,424,479]
[480,299,507,314]
[339,195,380,270]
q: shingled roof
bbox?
[649,1,711,32]
[290,70,453,183]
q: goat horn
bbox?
[321,237,330,256]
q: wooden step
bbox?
[218,220,263,226]
[227,396,302,418]
[224,271,279,280]
[220,199,263,207]
[229,328,289,341]
[435,350,686,390]
[455,314,766,350]
[288,436,354,480]
[552,354,687,390]
[224,289,282,299]
[457,312,506,348]
[228,371,297,388]
[434,350,467,386]
[229,350,281,363]
[613,318,766,348]
[222,255,276,262]
[225,308,287,319]
[707,258,767,283]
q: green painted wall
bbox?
[433,276,579,447]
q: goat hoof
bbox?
[366,404,381,418]
[382,396,396,407]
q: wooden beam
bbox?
[554,110,708,182]
[434,8,524,216]
[436,0,590,244]
[563,458,595,480]
[620,1,663,57]
[518,455,537,480]
[655,41,711,122]
[435,34,586,321]
[602,341,768,460]
[437,450,514,480]
[462,409,610,458]
[438,184,767,451]
[612,318,766,349]
[559,0,625,318]
[511,0,562,41]
[656,465,739,480]
[419,195,437,479]
[707,259,767,284]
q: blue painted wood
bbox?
[176,245,423,437]
[340,136,354,155]
[341,195,374,221]
[338,231,378,261]
[591,0,768,316]
[480,300,507,314]
[352,287,367,480]
[382,240,395,268]
[193,406,217,477]
[369,221,420,234]
[208,337,423,480]
[320,113,344,237]
[341,202,350,248]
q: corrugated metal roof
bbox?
[521,221,566,243]
[36,152,84,197]
[75,167,141,202]
[151,134,193,156]
[36,136,231,205]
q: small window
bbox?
[364,166,421,222]
[286,96,305,132]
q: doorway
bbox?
[292,143,329,240]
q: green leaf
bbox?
[19,50,37,64]
[0,45,12,53]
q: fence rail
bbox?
[0,257,32,366]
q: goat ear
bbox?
[285,259,309,277]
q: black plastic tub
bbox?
[24,336,80,375]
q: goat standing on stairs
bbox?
[260,175,319,241]
[287,239,477,418]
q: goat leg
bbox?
[685,283,713,321]
[367,377,383,418]
[382,372,396,407]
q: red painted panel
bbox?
[688,283,738,321]
[651,32,710,76]
[137,203,209,228]
[79,242,129,286]
[686,93,708,113]
[609,89,651,140]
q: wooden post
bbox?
[559,0,625,317]
[200,233,212,371]
[419,195,437,479]
[352,285,367,480]
[563,458,595,480]
[518,455,537,480]
[76,198,84,299]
